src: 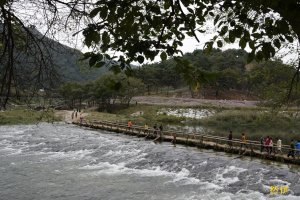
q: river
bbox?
[0,123,299,200]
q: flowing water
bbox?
[0,123,299,200]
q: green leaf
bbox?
[100,7,108,19]
[220,26,228,36]
[164,1,171,9]
[273,39,281,49]
[255,51,264,61]
[214,15,220,25]
[160,51,167,61]
[230,20,235,27]
[89,56,98,67]
[89,54,103,67]
[217,40,223,48]
[102,31,110,45]
[262,42,275,59]
[239,37,246,49]
[204,41,213,54]
[137,55,144,64]
[90,7,101,18]
[228,31,235,43]
[285,35,293,43]
[84,29,100,47]
[252,33,261,39]
[249,40,255,49]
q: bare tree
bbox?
[0,0,91,109]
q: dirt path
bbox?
[132,96,259,107]
[55,110,89,123]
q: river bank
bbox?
[0,108,59,125]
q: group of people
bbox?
[71,109,83,123]
[143,123,163,140]
[228,131,300,158]
[287,139,300,158]
[260,136,281,155]
[127,120,165,142]
[126,121,300,158]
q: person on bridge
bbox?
[260,136,265,152]
[264,136,270,153]
[240,133,247,150]
[171,133,177,145]
[127,120,133,130]
[79,114,83,124]
[268,137,273,155]
[276,138,282,154]
[287,139,295,158]
[228,130,233,148]
[159,124,163,139]
[144,123,149,134]
[295,140,300,158]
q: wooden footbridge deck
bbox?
[73,120,300,165]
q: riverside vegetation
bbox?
[0,108,60,125]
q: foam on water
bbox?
[157,108,215,119]
[213,165,247,186]
[0,124,299,200]
[80,161,210,186]
[45,149,95,160]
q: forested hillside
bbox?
[0,25,106,89]
[132,49,300,104]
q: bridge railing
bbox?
[86,120,300,160]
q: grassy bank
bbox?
[200,110,300,142]
[86,104,187,125]
[0,108,60,125]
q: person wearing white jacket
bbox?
[277,138,282,154]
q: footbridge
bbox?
[73,120,300,165]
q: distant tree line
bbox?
[132,49,300,105]
[58,73,144,111]
[58,48,300,109]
